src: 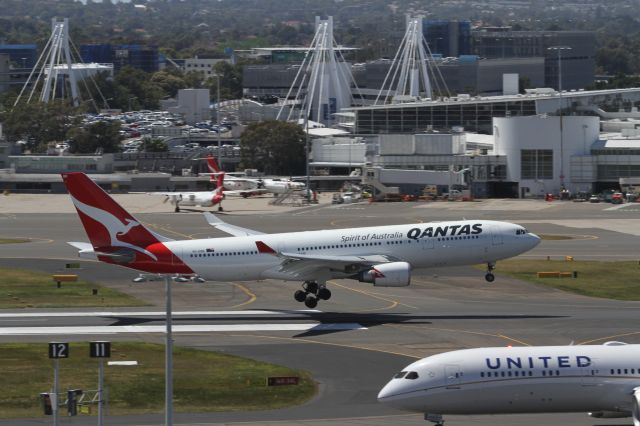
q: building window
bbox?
[521,149,553,179]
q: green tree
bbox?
[150,71,186,98]
[207,62,243,101]
[1,100,80,151]
[240,120,306,175]
[140,137,168,152]
[67,121,123,154]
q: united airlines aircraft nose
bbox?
[377,381,400,402]
[528,232,541,248]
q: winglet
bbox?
[255,240,277,255]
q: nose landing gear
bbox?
[485,261,496,282]
[293,281,331,308]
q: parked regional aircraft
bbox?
[205,155,305,195]
[62,172,540,308]
[379,343,640,425]
[146,171,225,212]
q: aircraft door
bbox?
[581,359,598,387]
[421,237,435,250]
[444,364,462,389]
[491,224,504,246]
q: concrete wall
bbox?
[493,115,599,195]
[170,89,211,124]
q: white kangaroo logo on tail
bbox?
[71,196,158,261]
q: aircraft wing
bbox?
[255,241,396,279]
[204,213,265,237]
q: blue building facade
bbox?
[0,44,37,68]
[80,44,159,73]
[423,21,472,58]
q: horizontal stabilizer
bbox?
[204,213,265,237]
[67,241,97,260]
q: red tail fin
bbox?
[62,172,162,255]
[62,173,193,274]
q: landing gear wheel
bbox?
[304,294,318,309]
[175,205,180,213]
[294,290,307,302]
[218,205,224,212]
[318,288,331,300]
[485,272,495,282]
[303,281,318,294]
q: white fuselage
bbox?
[164,191,220,207]
[222,177,304,194]
[164,220,539,282]
[379,344,640,418]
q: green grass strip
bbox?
[495,259,640,300]
[0,342,316,418]
[0,267,147,308]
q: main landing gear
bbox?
[294,281,331,308]
[485,261,496,282]
[425,413,444,425]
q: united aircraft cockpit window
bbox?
[405,371,419,380]
[394,371,408,379]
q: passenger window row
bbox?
[611,368,639,375]
[297,242,383,251]
[190,251,258,258]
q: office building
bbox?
[80,44,160,73]
[473,29,596,90]
[0,44,37,68]
[423,20,472,57]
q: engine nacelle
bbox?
[588,411,630,418]
[359,262,411,287]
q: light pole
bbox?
[215,73,222,170]
[547,45,572,188]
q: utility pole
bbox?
[547,45,572,189]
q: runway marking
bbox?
[578,331,640,345]
[0,323,366,336]
[604,204,635,211]
[0,310,321,318]
[143,222,194,240]
[386,323,532,347]
[227,334,421,360]
[229,282,257,308]
[0,237,54,244]
[328,281,418,310]
[220,413,421,425]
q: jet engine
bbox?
[359,262,411,287]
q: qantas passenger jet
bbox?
[62,172,540,308]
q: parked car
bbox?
[611,192,624,204]
[589,195,601,203]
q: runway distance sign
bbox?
[267,376,300,386]
[48,342,69,359]
[89,341,111,358]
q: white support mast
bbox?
[276,16,357,127]
[15,18,81,107]
[375,16,448,105]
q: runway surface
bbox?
[0,197,639,425]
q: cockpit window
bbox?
[516,228,529,235]
[393,371,408,379]
[405,371,419,380]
